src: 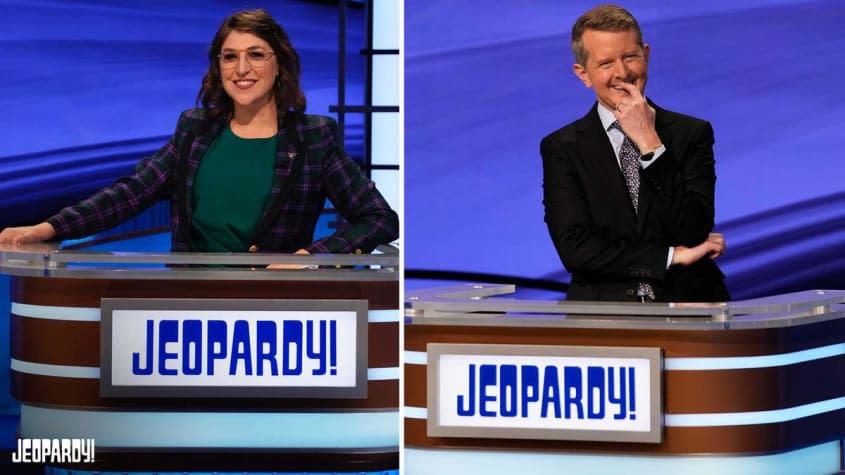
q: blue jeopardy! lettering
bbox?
[456,364,636,420]
[131,319,338,376]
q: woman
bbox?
[0,9,398,257]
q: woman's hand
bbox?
[0,222,56,245]
[266,248,311,269]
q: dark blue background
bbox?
[406,0,845,299]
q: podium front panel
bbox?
[2,244,399,472]
[405,284,845,474]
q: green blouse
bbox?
[191,127,277,252]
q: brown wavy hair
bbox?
[571,4,644,66]
[197,9,307,127]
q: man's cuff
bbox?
[666,246,674,269]
[640,144,666,169]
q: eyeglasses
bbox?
[218,48,275,69]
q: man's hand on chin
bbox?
[611,82,661,153]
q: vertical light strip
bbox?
[369,0,401,230]
[372,0,399,50]
[372,55,400,106]
[372,169,400,212]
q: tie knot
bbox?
[609,120,622,132]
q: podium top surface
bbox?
[0,242,398,281]
[406,283,845,330]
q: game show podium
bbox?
[1,242,399,473]
[405,284,845,475]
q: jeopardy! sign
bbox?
[427,343,662,443]
[100,299,367,398]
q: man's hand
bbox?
[672,233,726,266]
[612,82,662,153]
[0,222,56,245]
[706,232,726,259]
[266,248,311,270]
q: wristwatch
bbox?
[640,144,665,161]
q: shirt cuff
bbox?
[640,144,666,169]
[666,246,675,269]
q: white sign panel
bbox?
[101,299,368,398]
[428,344,662,443]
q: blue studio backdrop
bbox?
[4,0,364,229]
[1,0,364,449]
[406,0,845,300]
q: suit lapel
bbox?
[176,123,219,249]
[183,134,214,218]
[577,105,638,223]
[251,114,306,242]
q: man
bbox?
[541,4,730,302]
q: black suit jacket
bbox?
[541,101,729,302]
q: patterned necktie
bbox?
[609,121,654,300]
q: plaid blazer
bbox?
[47,109,399,253]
